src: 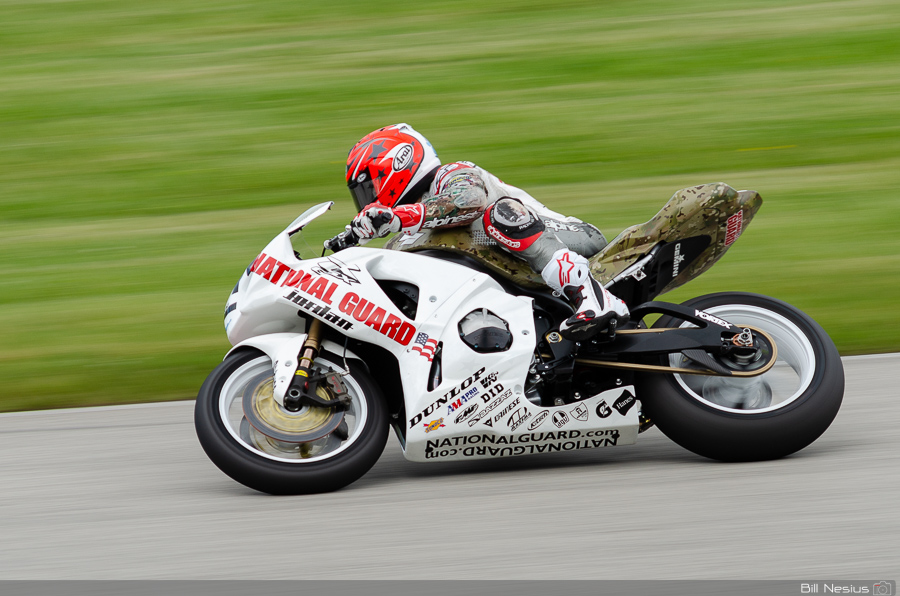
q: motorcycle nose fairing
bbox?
[224,205,640,462]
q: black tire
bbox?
[635,292,843,461]
[194,349,389,494]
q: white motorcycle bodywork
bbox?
[224,203,639,463]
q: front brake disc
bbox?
[242,370,345,443]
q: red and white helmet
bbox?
[346,123,441,211]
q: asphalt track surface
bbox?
[1,354,897,580]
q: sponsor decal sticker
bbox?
[528,410,549,430]
[613,390,636,415]
[311,257,361,285]
[570,403,588,422]
[595,400,612,418]
[479,383,505,403]
[468,388,513,427]
[672,243,685,278]
[454,402,479,424]
[412,332,439,362]
[490,396,521,426]
[507,408,533,432]
[695,309,731,329]
[552,411,569,428]
[724,211,743,246]
[423,429,622,459]
[424,418,445,433]
[447,385,479,415]
[285,291,354,331]
[409,367,486,428]
[480,371,499,389]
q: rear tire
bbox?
[194,349,388,494]
[635,292,843,461]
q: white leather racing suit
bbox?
[391,161,609,272]
[356,161,630,340]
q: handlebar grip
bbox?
[324,227,359,252]
[370,211,393,229]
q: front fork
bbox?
[283,319,331,412]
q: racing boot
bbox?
[541,248,629,341]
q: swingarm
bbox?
[574,301,777,377]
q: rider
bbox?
[345,123,629,341]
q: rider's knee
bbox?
[482,197,544,252]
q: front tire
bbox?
[636,292,843,461]
[194,349,388,494]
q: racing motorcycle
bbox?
[194,183,844,494]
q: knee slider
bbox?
[483,198,544,251]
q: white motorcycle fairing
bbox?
[225,333,363,403]
[224,207,639,463]
[198,192,846,496]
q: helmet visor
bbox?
[348,176,378,212]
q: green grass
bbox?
[1,0,899,411]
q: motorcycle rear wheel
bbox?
[194,349,388,494]
[636,292,843,461]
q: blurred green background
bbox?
[2,0,898,411]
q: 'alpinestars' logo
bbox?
[556,252,575,286]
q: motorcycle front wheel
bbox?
[636,292,843,461]
[194,349,388,494]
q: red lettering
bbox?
[270,262,293,285]
[284,269,308,287]
[250,253,267,273]
[395,322,416,346]
[365,307,386,332]
[257,257,277,280]
[321,282,337,305]
[307,277,330,301]
[352,299,374,322]
[297,273,315,292]
[381,314,401,339]
[335,291,416,346]
[339,292,359,314]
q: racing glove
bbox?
[351,203,426,243]
[351,204,398,243]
